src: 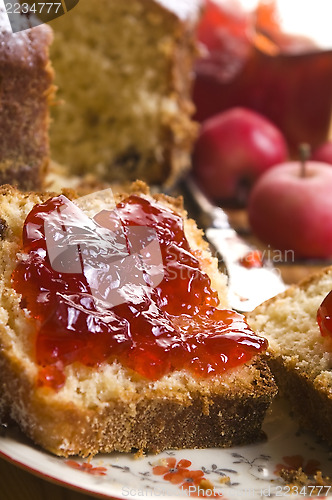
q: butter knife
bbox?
[182,177,287,312]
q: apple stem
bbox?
[299,143,311,178]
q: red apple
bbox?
[248,161,332,259]
[312,141,332,164]
[192,107,289,205]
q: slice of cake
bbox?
[48,0,200,187]
[0,7,54,190]
[0,181,276,457]
[248,267,332,445]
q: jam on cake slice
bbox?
[0,182,276,456]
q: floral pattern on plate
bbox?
[0,399,332,499]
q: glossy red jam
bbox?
[12,195,267,389]
[317,290,332,338]
[239,250,264,269]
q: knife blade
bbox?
[181,176,287,312]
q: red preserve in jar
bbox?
[194,0,332,155]
[12,194,267,390]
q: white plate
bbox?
[0,399,331,499]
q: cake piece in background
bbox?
[0,8,54,190]
[49,0,200,187]
[248,267,332,446]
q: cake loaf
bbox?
[0,7,54,190]
[0,181,276,457]
[49,0,200,187]
[248,267,332,445]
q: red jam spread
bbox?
[317,290,332,338]
[12,195,267,389]
[239,250,264,269]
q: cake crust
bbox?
[0,347,275,456]
[268,356,332,446]
[0,10,54,190]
